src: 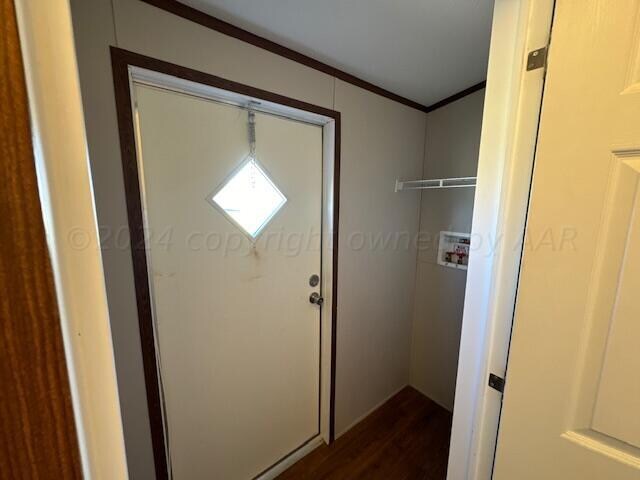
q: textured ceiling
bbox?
[181,0,494,106]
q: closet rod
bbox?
[395,176,477,192]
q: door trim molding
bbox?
[447,1,555,478]
[12,0,129,477]
[1,0,83,476]
[110,46,340,479]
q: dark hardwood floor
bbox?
[278,386,452,480]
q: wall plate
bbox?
[437,231,471,271]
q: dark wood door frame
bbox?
[0,0,82,477]
[110,47,340,479]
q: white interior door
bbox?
[494,1,640,478]
[133,84,323,479]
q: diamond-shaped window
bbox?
[210,157,286,239]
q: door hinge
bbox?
[526,46,548,71]
[488,373,505,393]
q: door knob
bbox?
[309,292,324,306]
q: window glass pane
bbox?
[211,158,286,238]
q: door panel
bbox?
[134,85,323,479]
[591,158,640,449]
[494,1,640,478]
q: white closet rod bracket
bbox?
[395,176,477,192]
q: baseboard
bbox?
[409,382,453,413]
[255,435,324,480]
[335,384,409,439]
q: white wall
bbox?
[70,0,425,477]
[334,79,425,434]
[410,89,485,411]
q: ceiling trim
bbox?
[140,0,485,113]
[141,0,431,111]
[425,81,486,113]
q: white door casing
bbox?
[494,1,640,478]
[132,78,329,479]
[446,1,555,477]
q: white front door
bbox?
[133,84,324,479]
[494,1,640,478]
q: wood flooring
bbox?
[277,386,452,480]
